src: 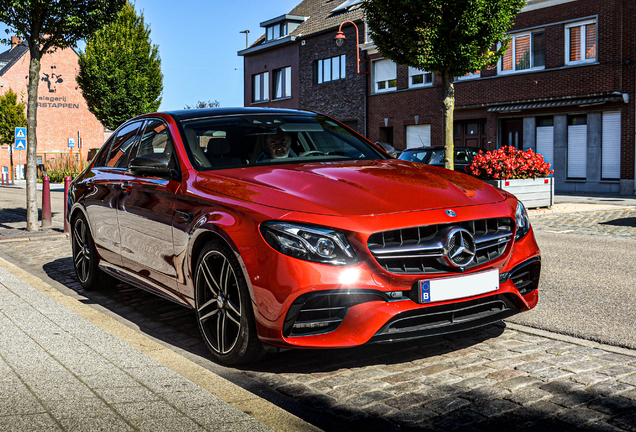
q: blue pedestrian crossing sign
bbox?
[14,127,26,151]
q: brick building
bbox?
[0,37,106,181]
[240,0,636,195]
[365,0,635,195]
[238,0,368,134]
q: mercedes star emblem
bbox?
[443,228,476,268]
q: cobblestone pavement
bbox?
[530,208,636,239]
[1,209,636,430]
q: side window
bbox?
[137,119,178,171]
[106,121,143,168]
[92,137,114,168]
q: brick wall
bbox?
[0,46,105,175]
[298,25,367,135]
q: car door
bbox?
[117,119,181,292]
[82,121,144,266]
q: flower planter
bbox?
[486,177,554,209]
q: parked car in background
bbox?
[376,142,399,158]
[399,146,480,173]
[68,108,540,365]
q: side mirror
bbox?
[128,153,178,179]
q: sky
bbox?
[1,0,301,110]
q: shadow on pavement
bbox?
[600,217,636,227]
[40,257,636,432]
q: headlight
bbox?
[515,201,530,241]
[261,222,359,266]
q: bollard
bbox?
[42,176,52,228]
[64,176,72,234]
[1,173,4,186]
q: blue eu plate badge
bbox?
[420,281,431,303]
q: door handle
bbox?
[121,181,133,192]
[175,210,193,224]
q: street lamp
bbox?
[334,21,369,74]
[240,30,250,49]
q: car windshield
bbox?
[179,114,385,170]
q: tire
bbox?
[71,214,114,290]
[194,241,264,365]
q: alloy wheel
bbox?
[196,250,242,355]
[72,217,91,284]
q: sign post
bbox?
[68,137,75,173]
[14,127,26,185]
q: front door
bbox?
[117,119,180,292]
[454,120,487,148]
[501,119,524,149]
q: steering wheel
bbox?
[299,150,326,157]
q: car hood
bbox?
[195,160,506,217]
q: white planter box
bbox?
[486,178,554,209]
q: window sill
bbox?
[565,178,586,183]
[272,96,292,101]
[600,179,621,183]
[374,88,397,94]
[251,100,271,105]
[409,84,434,89]
[498,67,545,76]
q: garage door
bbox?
[406,124,431,149]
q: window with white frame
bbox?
[499,31,545,74]
[566,20,596,65]
[274,67,291,99]
[253,72,269,103]
[266,23,288,42]
[409,67,433,88]
[374,59,397,93]
[315,55,346,84]
[457,70,482,81]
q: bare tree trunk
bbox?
[442,70,455,171]
[26,50,40,231]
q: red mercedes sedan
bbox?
[68,108,540,365]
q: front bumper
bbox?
[245,223,541,349]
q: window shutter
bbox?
[406,125,431,148]
[585,23,597,60]
[502,45,513,71]
[602,112,621,179]
[569,26,581,62]
[515,36,530,70]
[536,126,554,168]
[375,60,396,82]
[567,124,587,178]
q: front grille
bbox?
[368,218,513,274]
[370,294,520,343]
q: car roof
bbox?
[162,107,318,122]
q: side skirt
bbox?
[99,262,194,309]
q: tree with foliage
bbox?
[0,89,26,184]
[184,100,220,109]
[364,0,525,170]
[0,0,125,231]
[77,2,163,131]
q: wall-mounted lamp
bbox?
[334,21,369,74]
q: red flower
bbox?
[467,146,553,180]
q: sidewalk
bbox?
[0,257,317,432]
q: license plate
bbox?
[418,269,499,304]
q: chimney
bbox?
[11,36,22,49]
